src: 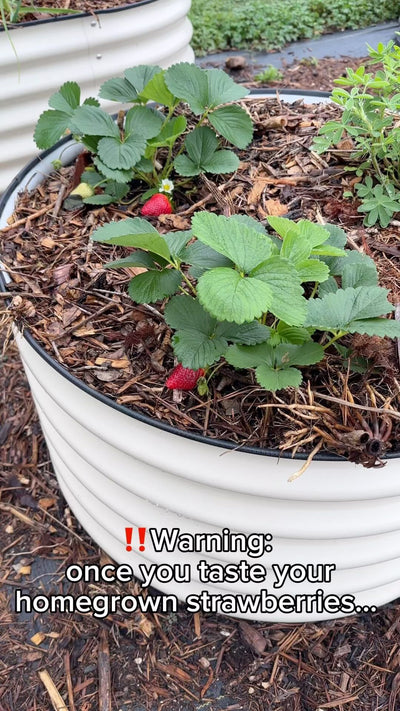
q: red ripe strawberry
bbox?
[141,193,172,217]
[166,364,205,390]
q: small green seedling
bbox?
[255,65,283,83]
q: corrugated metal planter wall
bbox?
[1,91,400,623]
[0,0,194,192]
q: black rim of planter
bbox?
[0,0,158,29]
[1,89,398,462]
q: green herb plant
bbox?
[312,41,400,227]
[34,63,253,206]
[91,213,400,393]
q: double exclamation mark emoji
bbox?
[125,527,146,552]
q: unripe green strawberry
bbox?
[70,182,94,199]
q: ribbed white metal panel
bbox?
[0,0,194,191]
[2,97,400,621]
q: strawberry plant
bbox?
[91,212,400,393]
[312,41,400,227]
[34,63,253,206]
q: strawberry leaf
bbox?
[305,286,398,335]
[208,105,253,148]
[191,212,275,272]
[91,218,171,260]
[125,106,163,139]
[197,268,273,324]
[97,134,147,170]
[128,269,182,303]
[251,257,307,325]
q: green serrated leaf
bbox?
[91,218,171,260]
[165,295,216,333]
[71,106,119,138]
[148,115,187,149]
[83,97,101,108]
[305,286,395,331]
[34,110,71,149]
[124,64,163,98]
[267,216,299,240]
[128,269,181,303]
[341,254,378,288]
[318,276,339,297]
[208,105,253,148]
[83,194,114,205]
[192,212,274,272]
[275,322,313,344]
[48,81,81,114]
[277,341,324,366]
[184,241,233,278]
[172,330,227,369]
[206,68,249,107]
[104,251,159,270]
[98,77,139,103]
[225,342,273,368]
[347,318,400,338]
[184,126,218,165]
[163,231,192,260]
[164,63,209,114]
[251,257,306,325]
[139,70,177,107]
[125,105,164,139]
[97,134,147,170]
[174,154,202,177]
[229,214,269,235]
[255,364,302,391]
[93,157,134,184]
[198,268,273,324]
[318,223,348,250]
[216,320,270,345]
[202,149,240,175]
[81,170,102,186]
[295,259,330,283]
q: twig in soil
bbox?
[52,185,67,218]
[64,653,76,711]
[38,670,69,711]
[98,629,112,711]
[56,301,120,339]
[0,503,46,530]
[395,305,400,369]
[311,392,400,420]
[0,201,57,232]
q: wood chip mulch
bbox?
[1,343,400,710]
[2,97,400,467]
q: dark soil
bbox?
[2,97,400,467]
[214,55,377,93]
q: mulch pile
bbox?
[1,67,400,711]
